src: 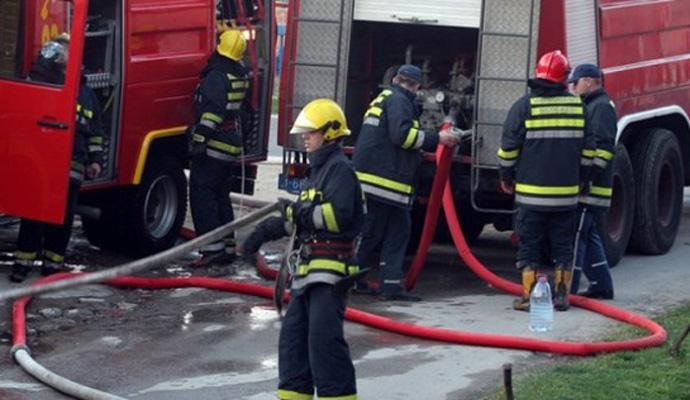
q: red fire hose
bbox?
[11,146,667,396]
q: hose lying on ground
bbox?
[0,202,280,303]
[8,145,667,399]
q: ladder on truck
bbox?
[471,0,539,214]
[283,0,353,145]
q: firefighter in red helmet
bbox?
[497,50,595,312]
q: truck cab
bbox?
[0,0,275,254]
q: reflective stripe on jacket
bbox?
[193,52,249,162]
[578,88,617,211]
[498,79,594,211]
[353,84,439,209]
[73,83,104,172]
[289,143,366,292]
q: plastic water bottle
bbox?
[529,274,553,332]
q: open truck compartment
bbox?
[344,21,479,141]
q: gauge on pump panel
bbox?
[435,91,445,103]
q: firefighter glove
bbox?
[278,198,295,222]
[189,123,213,157]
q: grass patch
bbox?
[484,303,690,400]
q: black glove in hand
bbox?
[278,198,295,221]
[293,201,317,230]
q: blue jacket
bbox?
[579,88,617,211]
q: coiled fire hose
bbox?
[5,146,666,399]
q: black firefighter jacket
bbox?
[579,88,617,212]
[192,52,249,162]
[285,143,366,293]
[72,82,105,183]
[353,84,439,209]
[498,79,595,211]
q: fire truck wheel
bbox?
[126,156,188,255]
[629,128,684,255]
[597,144,634,267]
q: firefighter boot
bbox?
[41,251,65,276]
[9,252,39,283]
[554,265,572,311]
[512,266,536,311]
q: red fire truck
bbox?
[277,0,690,266]
[0,0,275,254]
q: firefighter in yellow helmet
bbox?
[242,99,364,399]
[188,29,250,266]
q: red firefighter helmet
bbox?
[535,50,570,83]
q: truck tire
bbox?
[596,144,634,267]
[629,128,684,254]
[125,156,187,255]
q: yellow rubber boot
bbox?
[512,267,536,311]
[554,265,572,311]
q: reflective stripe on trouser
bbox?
[190,155,234,243]
[571,209,613,294]
[43,253,65,270]
[355,199,411,289]
[14,251,40,268]
[278,283,356,399]
[16,181,81,263]
[516,207,576,268]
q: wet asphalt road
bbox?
[1,188,690,399]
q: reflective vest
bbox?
[498,93,591,210]
[192,55,249,162]
[578,89,617,211]
[353,85,439,209]
[287,144,365,292]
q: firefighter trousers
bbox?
[16,180,81,260]
[189,154,235,253]
[278,283,357,399]
[516,207,576,269]
[571,208,614,294]
[355,199,411,291]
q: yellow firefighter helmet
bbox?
[290,98,351,141]
[217,29,246,61]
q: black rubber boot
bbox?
[554,265,572,311]
[41,260,65,276]
[579,287,614,300]
[189,251,236,268]
[378,284,421,302]
[9,263,31,283]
